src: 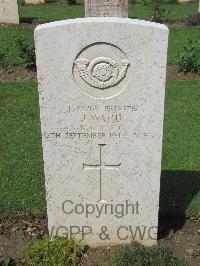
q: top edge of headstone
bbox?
[35,17,168,32]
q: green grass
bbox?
[0,2,199,65]
[129,3,198,21]
[161,80,200,216]
[163,80,200,170]
[0,81,45,212]
[19,1,84,23]
[168,26,200,64]
[17,1,198,23]
[112,246,188,266]
[0,25,200,65]
[0,80,199,216]
[0,26,34,65]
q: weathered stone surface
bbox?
[35,17,168,247]
[0,0,19,24]
[25,0,45,4]
[85,0,128,17]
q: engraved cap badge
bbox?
[74,56,129,90]
[73,42,130,99]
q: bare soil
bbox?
[166,65,200,81]
[166,21,185,28]
[0,213,199,265]
[0,65,199,82]
[0,213,48,265]
[0,65,37,81]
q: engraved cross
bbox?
[83,144,121,202]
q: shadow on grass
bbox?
[45,0,59,3]
[158,170,200,239]
[20,17,43,24]
[128,16,139,19]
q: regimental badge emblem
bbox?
[74,57,130,90]
[73,42,130,99]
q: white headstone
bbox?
[0,0,19,24]
[85,0,128,17]
[35,17,168,247]
[25,0,45,4]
